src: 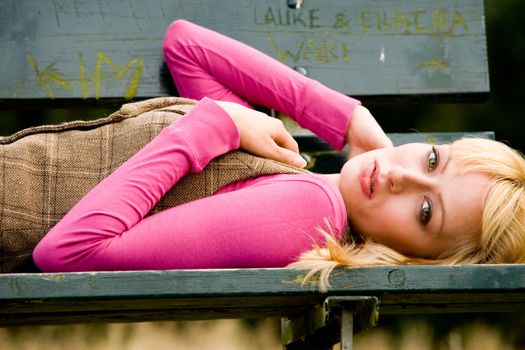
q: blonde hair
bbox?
[290,138,525,290]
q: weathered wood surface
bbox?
[0,0,488,107]
[1,265,525,327]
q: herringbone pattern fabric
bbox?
[0,97,305,272]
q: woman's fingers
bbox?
[215,100,306,168]
[271,124,307,167]
[270,134,307,168]
[273,126,300,154]
[248,121,306,168]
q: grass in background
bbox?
[0,318,517,350]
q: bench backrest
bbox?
[0,0,488,108]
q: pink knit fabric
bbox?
[33,99,347,271]
[34,20,358,272]
[162,20,360,150]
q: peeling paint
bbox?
[425,135,438,144]
[419,59,449,71]
[42,274,66,282]
[281,274,319,286]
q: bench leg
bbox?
[281,296,378,350]
[341,309,354,350]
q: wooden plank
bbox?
[1,265,525,326]
[0,0,488,107]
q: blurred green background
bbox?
[1,0,524,349]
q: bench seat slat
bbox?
[1,265,525,326]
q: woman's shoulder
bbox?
[268,173,340,196]
[218,173,340,199]
[226,172,346,224]
[270,173,348,235]
[270,173,345,210]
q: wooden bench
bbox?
[2,265,525,349]
[3,1,522,349]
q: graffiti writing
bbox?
[360,10,468,34]
[254,6,469,35]
[254,6,470,65]
[26,52,144,99]
[267,34,351,64]
[255,7,321,29]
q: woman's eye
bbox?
[427,146,439,171]
[420,197,432,225]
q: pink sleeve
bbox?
[33,97,241,272]
[163,19,361,150]
[35,175,346,272]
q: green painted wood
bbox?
[387,131,495,146]
[1,265,525,326]
[0,0,488,107]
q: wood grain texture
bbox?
[1,265,525,326]
[0,0,488,106]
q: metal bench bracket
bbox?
[281,296,379,350]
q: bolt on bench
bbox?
[2,1,523,350]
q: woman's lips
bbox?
[360,160,378,199]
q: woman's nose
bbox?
[388,166,434,194]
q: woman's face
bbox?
[339,143,490,258]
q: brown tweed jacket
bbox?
[0,97,306,272]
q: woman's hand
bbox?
[216,101,307,168]
[346,105,393,159]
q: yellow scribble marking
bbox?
[27,54,73,98]
[80,52,144,99]
[27,52,143,99]
[426,135,438,144]
[281,273,319,286]
[267,33,351,64]
[267,33,303,63]
[42,274,66,282]
[361,9,468,35]
[11,83,22,98]
[419,59,449,71]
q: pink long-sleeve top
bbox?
[33,20,361,272]
[33,98,348,271]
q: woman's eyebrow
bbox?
[436,145,450,237]
[440,145,452,173]
[437,192,445,237]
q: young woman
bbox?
[33,21,525,285]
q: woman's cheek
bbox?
[357,203,402,243]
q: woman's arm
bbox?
[163,20,392,155]
[33,98,239,271]
[163,19,358,150]
[32,99,339,272]
[35,175,345,272]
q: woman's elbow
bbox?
[33,232,84,272]
[33,238,64,272]
[163,19,195,58]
